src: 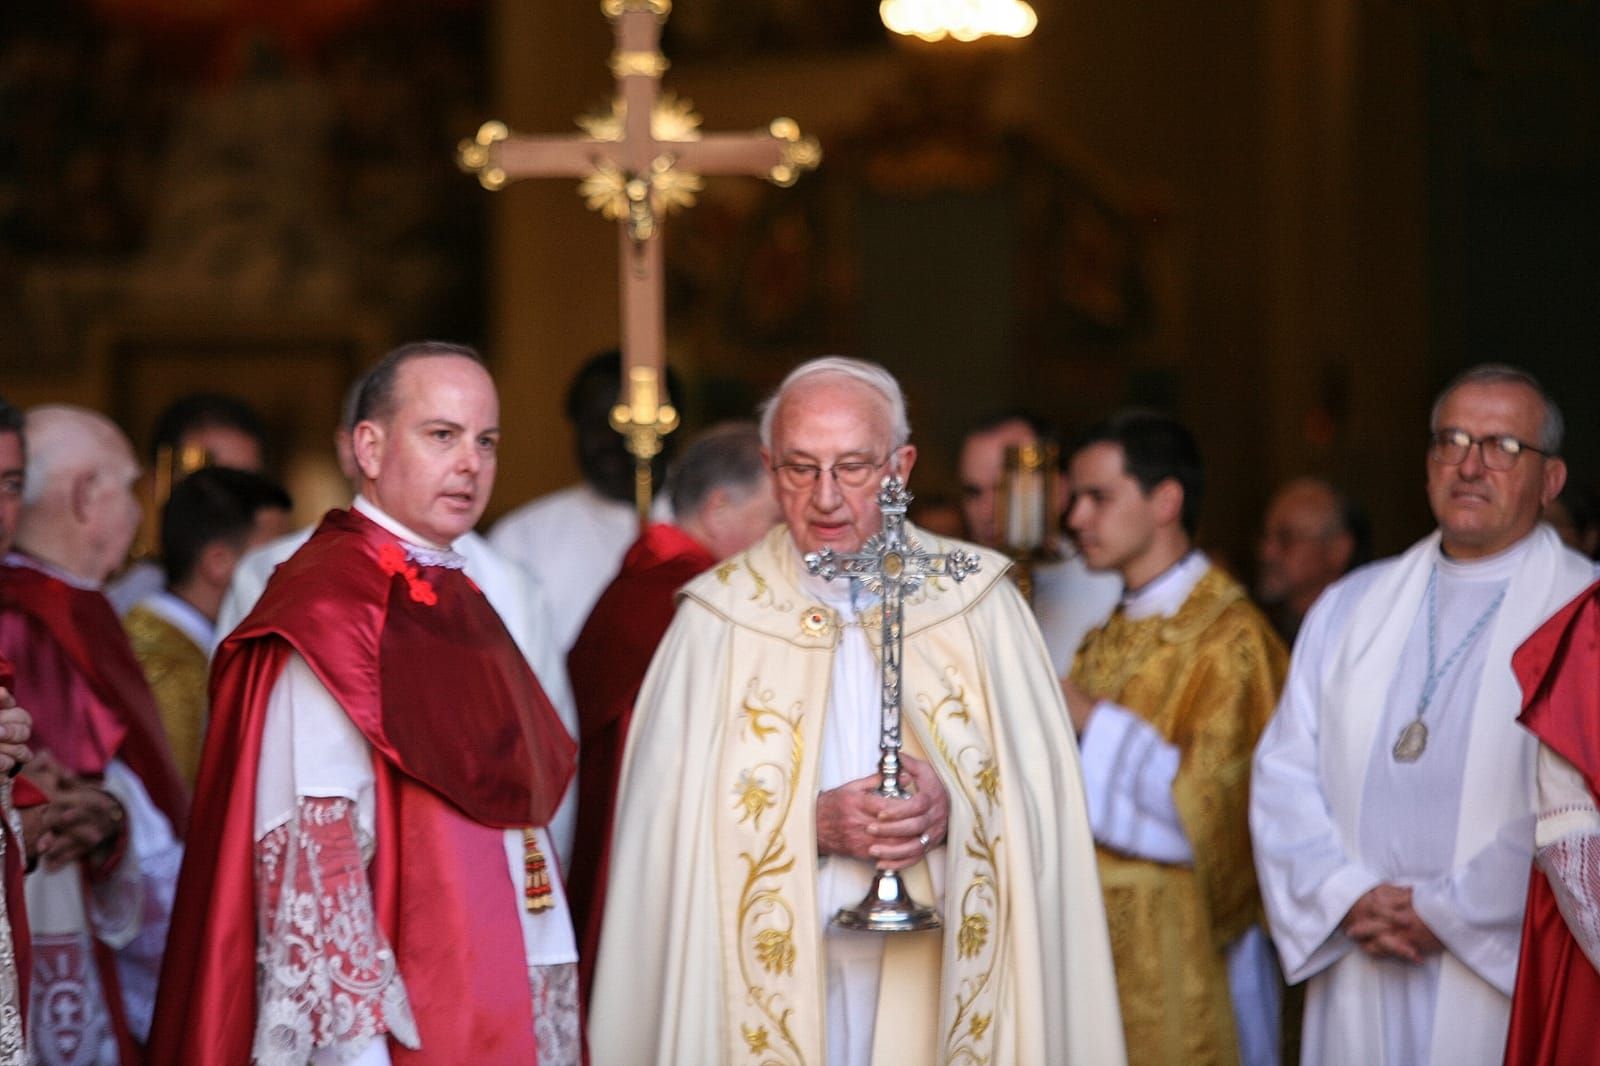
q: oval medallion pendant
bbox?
[1392,720,1428,763]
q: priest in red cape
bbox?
[151,342,580,1065]
[0,404,188,1063]
[565,422,777,1006]
[1505,575,1600,1066]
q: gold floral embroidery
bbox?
[957,913,989,959]
[742,1024,771,1054]
[733,682,807,1065]
[733,771,777,828]
[754,929,796,975]
[975,759,1000,806]
[716,559,739,584]
[916,668,1003,1065]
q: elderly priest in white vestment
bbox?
[1251,363,1599,1065]
[588,357,1124,1065]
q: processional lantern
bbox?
[457,0,821,523]
[996,441,1059,603]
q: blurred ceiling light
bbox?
[880,0,1038,42]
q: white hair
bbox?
[757,356,911,450]
[21,405,122,508]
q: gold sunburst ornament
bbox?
[578,93,703,144]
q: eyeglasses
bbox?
[1428,429,1552,471]
[771,457,889,491]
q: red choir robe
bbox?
[149,508,576,1065]
[1506,578,1600,1066]
[0,556,191,1064]
[0,652,39,1043]
[564,523,714,1007]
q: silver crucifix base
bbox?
[833,868,943,933]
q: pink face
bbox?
[765,376,916,558]
[181,424,263,473]
[958,419,1037,548]
[1066,441,1159,578]
[86,436,144,582]
[1426,381,1565,560]
[355,355,500,547]
[0,432,21,556]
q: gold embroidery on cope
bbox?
[733,681,807,1066]
[915,666,1002,1064]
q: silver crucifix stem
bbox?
[805,475,980,932]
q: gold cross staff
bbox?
[458,0,821,522]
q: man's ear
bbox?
[196,540,239,590]
[892,443,918,484]
[1151,477,1184,528]
[352,420,384,482]
[69,471,97,525]
[1542,457,1568,509]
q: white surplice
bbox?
[1030,549,1122,678]
[251,498,578,1066]
[1078,550,1281,1066]
[488,483,668,656]
[1251,525,1597,1065]
[218,507,581,872]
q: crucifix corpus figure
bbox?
[458,0,822,521]
[806,474,981,931]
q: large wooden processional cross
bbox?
[458,0,821,521]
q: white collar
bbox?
[3,551,101,591]
[138,588,214,650]
[1435,529,1533,584]
[1121,550,1209,622]
[352,495,465,568]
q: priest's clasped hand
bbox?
[815,753,950,871]
[1342,883,1444,964]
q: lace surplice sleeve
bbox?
[252,654,419,1066]
[1533,742,1600,974]
[1523,742,1600,966]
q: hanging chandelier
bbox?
[879,0,1038,42]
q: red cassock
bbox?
[0,651,40,1039]
[1506,578,1600,1066]
[564,523,714,1009]
[0,557,191,1063]
[149,508,576,1065]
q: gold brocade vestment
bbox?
[1071,566,1287,1065]
[124,603,209,788]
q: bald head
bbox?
[17,405,144,584]
[1256,477,1361,621]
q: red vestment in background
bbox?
[1505,579,1600,1066]
[0,653,36,1040]
[149,508,576,1065]
[0,557,191,1064]
[565,523,714,1008]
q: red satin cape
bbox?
[565,522,714,1008]
[1506,578,1600,1066]
[0,560,188,836]
[149,509,576,1064]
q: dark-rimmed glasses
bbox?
[772,457,889,491]
[1428,429,1552,471]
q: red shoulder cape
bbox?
[565,522,714,1007]
[1506,578,1600,1066]
[149,509,576,1064]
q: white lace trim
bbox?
[1536,828,1600,975]
[253,797,419,1066]
[530,962,580,1066]
[0,783,25,1065]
